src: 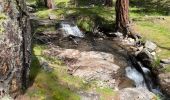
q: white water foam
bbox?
[61,22,84,38]
[125,66,147,88]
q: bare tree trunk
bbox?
[115,0,130,35]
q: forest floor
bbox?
[18,0,170,99]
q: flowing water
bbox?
[59,22,163,96]
[125,63,163,96]
[125,66,147,88]
[38,21,164,97]
[60,21,84,38]
[59,23,161,95]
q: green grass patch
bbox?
[134,18,170,59]
[54,0,70,8]
[35,7,115,32]
[28,70,80,100]
[96,87,117,100]
[163,65,170,72]
[34,25,56,33]
[26,0,37,5]
[28,44,118,99]
[28,44,81,99]
[133,16,170,72]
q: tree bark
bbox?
[0,0,31,98]
[115,0,130,35]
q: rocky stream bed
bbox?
[28,19,170,99]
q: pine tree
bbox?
[115,0,130,35]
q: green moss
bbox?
[34,26,56,33]
[28,70,80,100]
[54,0,70,8]
[152,57,161,68]
[163,65,170,72]
[96,87,117,100]
[35,9,50,19]
[33,44,47,56]
[26,0,36,5]
[77,16,95,32]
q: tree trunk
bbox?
[104,0,113,7]
[115,0,130,35]
[0,0,31,98]
[45,0,55,9]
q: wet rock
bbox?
[109,32,123,38]
[118,77,135,89]
[160,58,170,64]
[135,46,144,56]
[158,73,170,96]
[128,38,135,44]
[138,46,144,51]
[145,41,157,52]
[115,88,156,100]
[122,38,136,46]
[151,52,156,56]
[137,48,153,67]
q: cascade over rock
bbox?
[0,0,31,98]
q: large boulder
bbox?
[161,58,170,64]
[43,48,120,89]
[158,73,170,96]
[137,48,154,67]
[144,40,157,52]
[115,88,157,100]
[0,0,31,98]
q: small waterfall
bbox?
[60,21,84,38]
[125,62,163,96]
[125,66,147,88]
